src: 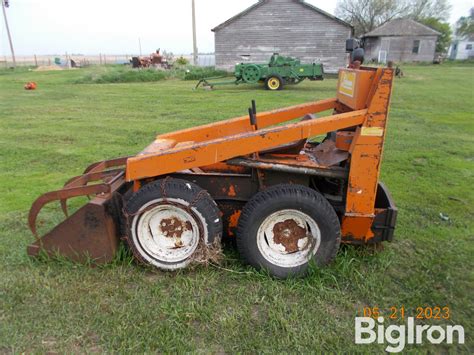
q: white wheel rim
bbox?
[131,198,206,269]
[256,209,321,268]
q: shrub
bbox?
[76,67,169,84]
[183,67,230,81]
[175,57,189,66]
[74,65,233,84]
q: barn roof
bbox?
[211,0,352,32]
[363,18,440,37]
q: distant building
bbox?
[362,19,440,63]
[212,0,353,72]
[448,37,474,60]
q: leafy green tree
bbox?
[420,17,452,53]
[455,8,474,39]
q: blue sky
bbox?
[0,0,471,56]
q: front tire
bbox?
[236,185,340,278]
[123,178,222,270]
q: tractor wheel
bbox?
[265,75,284,91]
[242,64,262,84]
[123,178,222,270]
[236,184,340,278]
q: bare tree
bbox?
[335,0,451,36]
[408,0,451,21]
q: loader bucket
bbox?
[27,157,129,264]
[27,197,121,263]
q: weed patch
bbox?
[75,67,169,84]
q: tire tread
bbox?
[237,184,341,278]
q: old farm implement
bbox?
[28,63,397,278]
[195,53,324,91]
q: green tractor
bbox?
[195,53,324,91]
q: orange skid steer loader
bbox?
[28,65,397,278]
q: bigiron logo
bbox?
[355,317,465,353]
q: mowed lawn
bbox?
[0,63,473,353]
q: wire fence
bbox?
[0,54,216,68]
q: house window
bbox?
[412,40,420,54]
[466,44,473,50]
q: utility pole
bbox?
[138,37,142,56]
[1,0,16,67]
[192,0,198,65]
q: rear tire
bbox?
[265,75,284,91]
[236,184,340,278]
[123,178,222,270]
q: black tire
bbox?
[265,75,284,91]
[236,184,340,278]
[123,178,222,270]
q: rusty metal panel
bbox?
[27,158,128,263]
[27,197,120,264]
[227,157,348,179]
[308,140,349,167]
[171,172,257,202]
[217,201,245,238]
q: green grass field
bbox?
[0,64,473,353]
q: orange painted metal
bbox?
[126,110,367,181]
[124,66,394,242]
[139,139,177,155]
[336,68,376,110]
[340,214,375,241]
[159,99,338,143]
[335,131,355,151]
[228,210,242,237]
[341,68,394,240]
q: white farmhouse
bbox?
[449,37,474,60]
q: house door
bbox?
[378,38,391,64]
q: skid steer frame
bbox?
[28,66,397,264]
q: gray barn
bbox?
[212,0,352,72]
[362,19,440,63]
